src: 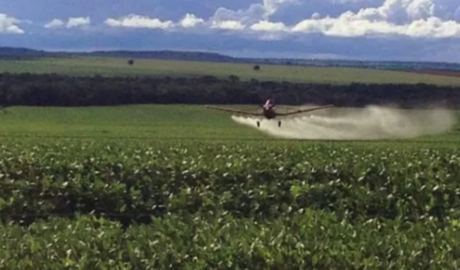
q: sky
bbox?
[1,0,460,62]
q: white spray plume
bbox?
[231,105,457,140]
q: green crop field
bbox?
[3,56,460,85]
[0,105,264,140]
[0,105,458,143]
[1,104,460,268]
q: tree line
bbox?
[0,72,458,108]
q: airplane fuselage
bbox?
[262,107,276,119]
[262,99,277,119]
[259,106,280,127]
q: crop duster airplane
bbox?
[205,99,333,128]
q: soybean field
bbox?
[0,104,460,268]
[2,139,460,268]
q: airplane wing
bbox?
[276,105,333,117]
[205,105,261,116]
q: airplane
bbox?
[205,99,333,127]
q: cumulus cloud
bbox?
[250,20,287,32]
[209,0,299,27]
[263,0,300,15]
[348,0,436,23]
[105,14,173,29]
[211,20,246,30]
[98,0,460,39]
[179,13,205,28]
[291,0,460,38]
[100,0,297,34]
[338,0,460,23]
[292,14,458,38]
[44,19,65,29]
[210,6,266,26]
[45,17,90,29]
[67,17,90,28]
[205,0,460,38]
[0,13,24,34]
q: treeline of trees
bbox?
[0,72,458,108]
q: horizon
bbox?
[2,46,460,65]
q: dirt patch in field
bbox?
[231,105,456,140]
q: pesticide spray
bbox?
[231,105,456,140]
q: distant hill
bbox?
[1,46,460,72]
[77,50,238,63]
[0,47,239,63]
[0,47,49,59]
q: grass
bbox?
[0,105,458,147]
[2,57,460,85]
[0,105,263,140]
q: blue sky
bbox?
[1,0,460,62]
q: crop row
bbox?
[2,211,460,269]
[0,140,459,225]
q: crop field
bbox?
[2,105,460,268]
[412,69,460,78]
[0,105,265,140]
[0,105,458,142]
[3,56,460,85]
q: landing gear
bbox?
[256,120,281,128]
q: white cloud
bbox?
[292,13,460,38]
[343,0,460,23]
[211,20,246,30]
[67,17,90,28]
[97,0,460,39]
[263,0,300,15]
[250,20,287,32]
[203,0,298,37]
[44,17,90,29]
[179,13,205,28]
[0,13,24,34]
[44,19,65,29]
[105,14,173,29]
[405,17,460,37]
[311,13,322,20]
[292,11,400,36]
[290,0,460,38]
[210,0,299,27]
[406,0,435,20]
[373,0,435,22]
[211,6,266,26]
